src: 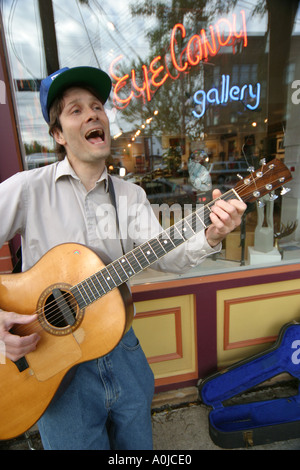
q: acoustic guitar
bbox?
[0,158,292,439]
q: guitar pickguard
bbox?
[26,331,82,382]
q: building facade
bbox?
[0,0,300,391]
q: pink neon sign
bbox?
[109,11,248,110]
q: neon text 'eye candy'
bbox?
[110,11,248,110]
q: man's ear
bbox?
[52,128,66,146]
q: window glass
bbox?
[1,0,300,284]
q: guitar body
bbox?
[0,243,133,440]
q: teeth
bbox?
[86,129,104,138]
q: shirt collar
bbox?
[55,157,109,192]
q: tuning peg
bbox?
[280,187,291,195]
[269,193,278,201]
[237,173,244,180]
[257,200,265,208]
[259,158,266,166]
[248,166,255,173]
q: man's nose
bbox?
[85,108,98,121]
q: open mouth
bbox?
[85,128,105,145]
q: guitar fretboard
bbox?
[71,189,238,309]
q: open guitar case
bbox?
[199,321,300,449]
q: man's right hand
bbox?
[0,311,40,362]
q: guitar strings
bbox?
[12,165,280,338]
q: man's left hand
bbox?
[205,189,247,248]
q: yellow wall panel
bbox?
[217,279,300,369]
[133,295,197,386]
[134,312,177,358]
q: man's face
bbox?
[53,87,111,165]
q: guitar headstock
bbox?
[234,158,292,203]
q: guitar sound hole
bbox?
[44,289,78,328]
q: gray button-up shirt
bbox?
[0,158,219,275]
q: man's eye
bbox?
[69,107,80,114]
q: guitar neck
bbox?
[71,189,239,309]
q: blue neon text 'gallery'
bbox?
[193,74,261,119]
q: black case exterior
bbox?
[199,321,300,449]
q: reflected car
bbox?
[25,153,57,170]
[137,177,207,206]
[136,177,212,228]
[208,160,250,185]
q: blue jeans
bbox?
[38,328,155,450]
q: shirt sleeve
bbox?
[129,184,221,274]
[0,173,26,247]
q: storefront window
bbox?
[1,0,300,283]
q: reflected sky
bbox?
[1,0,156,78]
[1,0,159,146]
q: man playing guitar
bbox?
[0,66,246,449]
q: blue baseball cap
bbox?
[40,66,112,124]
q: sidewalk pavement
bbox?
[1,386,300,450]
